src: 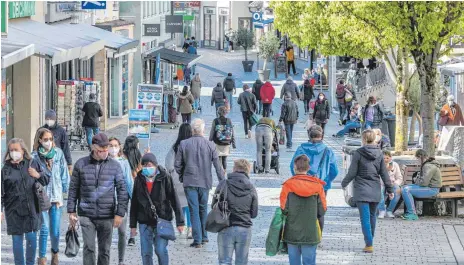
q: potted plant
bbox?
[257,32,280,81]
[231,28,256,72]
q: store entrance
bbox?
[219,16,229,50]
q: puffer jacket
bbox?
[130,166,185,228]
[223,76,236,92]
[67,154,128,219]
[260,82,275,104]
[190,79,201,99]
[280,175,326,245]
[280,80,300,101]
[211,85,226,106]
[417,158,442,188]
[279,98,299,124]
[2,158,50,235]
[237,91,257,113]
[341,145,393,202]
[313,99,330,123]
[32,148,69,206]
[178,92,194,114]
[40,123,72,165]
[212,172,258,228]
[252,79,263,100]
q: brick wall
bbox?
[93,49,108,130]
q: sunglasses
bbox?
[41,138,53,142]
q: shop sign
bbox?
[144,24,161,36]
[183,15,194,21]
[1,1,7,35]
[137,84,163,124]
[81,1,106,10]
[252,12,262,23]
[173,1,200,13]
[204,7,216,15]
[165,15,183,33]
[8,1,35,19]
[128,109,151,139]
[56,3,77,12]
[218,8,229,16]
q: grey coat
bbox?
[165,148,188,208]
[190,79,202,99]
[341,145,392,202]
[237,91,257,113]
[211,86,226,106]
[174,136,225,189]
[280,80,300,101]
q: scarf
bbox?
[38,146,56,160]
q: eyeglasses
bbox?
[41,138,53,142]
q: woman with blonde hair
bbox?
[2,138,50,265]
[190,73,202,112]
[32,128,69,265]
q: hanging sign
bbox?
[137,84,163,124]
[128,109,151,139]
[165,15,184,33]
[144,24,161,36]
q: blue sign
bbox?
[252,12,262,23]
[81,1,106,10]
[128,109,151,139]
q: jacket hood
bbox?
[262,82,273,90]
[226,76,234,80]
[255,79,263,84]
[214,86,224,92]
[285,79,294,85]
[357,145,382,160]
[226,172,253,197]
[299,141,327,156]
[282,175,326,199]
[423,158,440,167]
[178,92,191,99]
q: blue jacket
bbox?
[114,157,133,199]
[187,46,197,55]
[290,141,339,191]
[32,148,70,206]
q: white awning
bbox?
[1,40,35,68]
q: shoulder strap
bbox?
[144,183,158,217]
[316,148,329,178]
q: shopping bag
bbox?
[343,181,357,207]
[265,207,287,256]
[65,225,80,258]
[248,113,259,127]
[277,125,286,145]
[309,100,316,110]
[206,181,230,233]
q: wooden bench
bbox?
[402,165,464,217]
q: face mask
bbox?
[142,167,156,177]
[375,135,381,143]
[41,140,53,150]
[319,96,324,100]
[96,151,109,160]
[46,120,55,127]
[10,151,22,162]
[108,147,120,157]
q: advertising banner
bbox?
[144,24,161,36]
[137,84,163,124]
[128,109,151,139]
[165,15,184,33]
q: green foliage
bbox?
[231,28,255,61]
[258,32,280,70]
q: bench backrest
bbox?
[402,165,463,187]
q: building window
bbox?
[143,1,147,18]
[151,1,155,15]
[167,2,170,13]
[298,47,308,59]
[158,2,161,15]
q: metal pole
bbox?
[257,52,259,70]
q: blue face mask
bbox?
[142,167,156,177]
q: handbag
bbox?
[309,100,316,109]
[65,224,80,257]
[344,89,353,102]
[206,181,230,233]
[244,97,259,127]
[265,207,288,256]
[144,186,176,241]
[30,159,51,212]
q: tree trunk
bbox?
[263,58,267,71]
[245,49,248,61]
[415,111,423,137]
[409,111,416,143]
[394,48,409,152]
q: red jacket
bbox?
[336,84,346,104]
[260,82,275,104]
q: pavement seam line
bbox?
[443,224,464,265]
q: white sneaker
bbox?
[378,211,386,219]
[386,211,395,218]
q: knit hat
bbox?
[141,153,158,166]
[45,110,57,119]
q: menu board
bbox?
[128,109,151,139]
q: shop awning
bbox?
[1,40,35,68]
[145,48,202,67]
[5,19,105,65]
[50,23,139,58]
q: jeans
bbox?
[256,100,263,115]
[218,226,252,265]
[338,103,346,122]
[346,103,352,120]
[139,224,169,265]
[364,121,379,130]
[193,99,200,111]
[185,187,209,244]
[402,184,440,215]
[263,103,272,117]
[357,201,378,247]
[80,216,114,265]
[183,206,191,227]
[215,103,225,117]
[39,203,62,258]
[285,124,294,148]
[378,184,401,212]
[287,60,296,74]
[181,113,191,124]
[12,232,37,265]
[303,99,310,113]
[225,91,234,110]
[85,127,100,147]
[288,244,317,265]
[118,213,128,263]
[242,112,252,135]
[336,121,361,137]
[255,125,273,172]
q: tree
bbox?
[258,32,280,70]
[231,28,255,61]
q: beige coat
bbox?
[190,79,201,99]
[177,92,194,114]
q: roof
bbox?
[5,19,104,65]
[95,19,135,28]
[1,40,35,68]
[145,48,202,67]
[440,62,464,75]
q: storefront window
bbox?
[110,58,119,117]
[121,55,129,115]
[203,7,216,47]
[238,18,252,30]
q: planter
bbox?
[258,69,271,81]
[242,60,254,72]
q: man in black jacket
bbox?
[40,110,72,170]
[223,73,236,110]
[237,85,257,138]
[279,92,299,149]
[82,93,103,148]
[252,79,263,114]
[67,133,128,265]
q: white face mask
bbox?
[108,147,120,157]
[375,135,381,143]
[319,96,324,100]
[41,140,53,150]
[46,120,55,127]
[10,151,22,162]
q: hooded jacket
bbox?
[279,97,299,124]
[417,159,442,188]
[177,91,194,114]
[440,103,464,126]
[252,79,263,100]
[280,80,300,101]
[212,172,258,228]
[290,141,338,191]
[260,82,275,104]
[40,123,72,166]
[211,85,226,106]
[280,175,326,245]
[223,76,236,92]
[300,83,315,101]
[130,166,185,228]
[313,98,330,123]
[341,145,393,202]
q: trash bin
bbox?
[385,115,396,147]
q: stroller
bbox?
[253,128,280,174]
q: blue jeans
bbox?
[39,203,62,258]
[336,121,361,136]
[218,226,252,265]
[402,184,440,215]
[12,232,37,265]
[357,201,378,247]
[285,124,294,148]
[193,99,200,111]
[183,206,191,227]
[225,91,233,110]
[185,187,209,244]
[288,243,317,265]
[256,100,263,115]
[364,121,374,130]
[85,127,100,147]
[139,224,169,265]
[378,185,401,212]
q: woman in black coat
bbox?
[300,79,315,115]
[1,138,50,265]
[313,92,330,135]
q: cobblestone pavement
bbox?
[2,49,464,265]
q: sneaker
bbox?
[378,211,386,219]
[127,238,135,246]
[187,228,193,239]
[190,242,202,248]
[386,211,395,218]
[363,246,374,253]
[265,170,270,174]
[401,213,419,221]
[201,239,209,244]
